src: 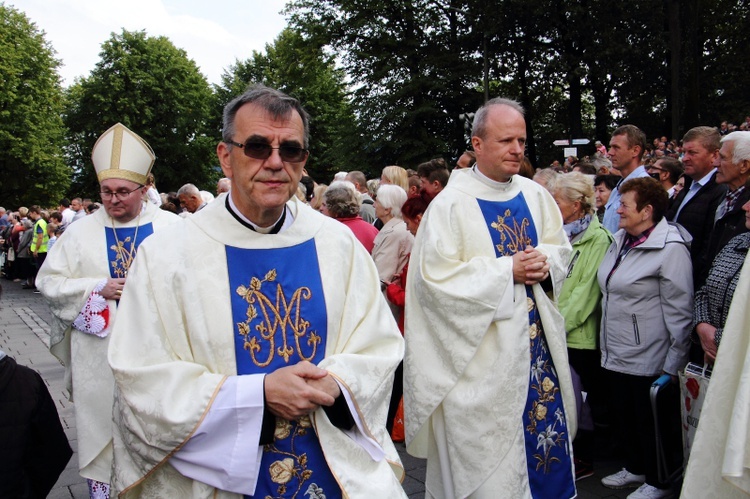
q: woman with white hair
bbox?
[553,171,613,480]
[372,184,413,287]
[322,181,379,253]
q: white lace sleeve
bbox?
[72,279,110,338]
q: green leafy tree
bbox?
[289,0,484,170]
[0,4,68,207]
[688,0,750,129]
[215,28,360,182]
[64,30,217,197]
[287,0,748,170]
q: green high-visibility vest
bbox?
[30,218,49,253]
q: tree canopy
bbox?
[5,0,748,201]
[64,30,217,197]
[215,28,361,182]
[0,4,68,207]
[287,0,749,168]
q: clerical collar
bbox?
[225,195,292,234]
[471,164,514,190]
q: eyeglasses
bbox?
[225,140,308,162]
[100,186,143,201]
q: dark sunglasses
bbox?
[225,140,308,162]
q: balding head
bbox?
[216,177,231,195]
[178,183,204,213]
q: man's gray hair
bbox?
[222,84,310,149]
[217,177,231,193]
[721,131,750,164]
[178,183,201,197]
[472,98,525,140]
[591,155,613,171]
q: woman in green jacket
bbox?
[553,171,613,480]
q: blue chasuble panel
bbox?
[105,223,154,279]
[226,239,340,499]
[476,194,575,499]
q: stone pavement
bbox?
[0,279,89,498]
[1,277,642,499]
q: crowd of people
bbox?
[1,86,749,499]
[529,124,750,499]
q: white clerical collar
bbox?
[471,164,514,190]
[226,194,295,234]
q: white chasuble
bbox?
[681,252,750,498]
[108,197,406,498]
[37,202,181,483]
[405,169,576,499]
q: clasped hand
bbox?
[264,361,341,421]
[512,246,550,285]
[100,277,126,300]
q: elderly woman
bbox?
[693,198,750,363]
[597,177,693,498]
[385,191,432,333]
[383,192,432,439]
[372,184,413,288]
[553,172,613,479]
[322,181,379,253]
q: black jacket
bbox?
[0,355,73,499]
[702,186,750,281]
[666,171,727,289]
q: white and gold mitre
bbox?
[91,123,155,185]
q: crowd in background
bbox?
[2,116,749,499]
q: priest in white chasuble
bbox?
[37,123,181,497]
[108,85,406,499]
[405,98,577,499]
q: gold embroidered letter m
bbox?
[235,269,322,367]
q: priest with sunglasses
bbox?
[108,85,406,498]
[37,123,181,498]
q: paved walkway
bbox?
[1,277,638,499]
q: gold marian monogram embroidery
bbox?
[236,269,322,367]
[490,209,532,256]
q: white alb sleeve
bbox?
[170,374,265,495]
[336,379,385,461]
[492,257,515,321]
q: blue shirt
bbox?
[602,165,651,233]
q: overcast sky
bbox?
[16,0,291,86]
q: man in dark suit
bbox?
[666,126,727,290]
